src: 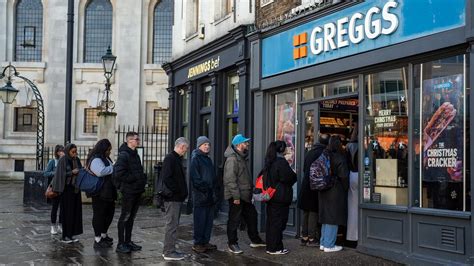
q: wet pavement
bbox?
[0,181,401,265]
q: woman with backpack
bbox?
[264,141,297,255]
[44,144,65,235]
[319,135,349,252]
[86,139,117,249]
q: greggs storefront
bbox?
[248,0,473,264]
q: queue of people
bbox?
[46,131,358,260]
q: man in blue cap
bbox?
[223,134,265,254]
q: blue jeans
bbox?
[320,224,338,248]
[193,206,214,245]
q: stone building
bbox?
[0,0,172,178]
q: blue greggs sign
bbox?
[261,0,465,78]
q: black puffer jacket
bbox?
[161,151,188,202]
[267,156,297,206]
[298,143,326,212]
[190,149,218,207]
[90,156,117,201]
[113,143,147,195]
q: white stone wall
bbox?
[172,0,255,59]
[0,0,170,174]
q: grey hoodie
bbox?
[223,145,252,202]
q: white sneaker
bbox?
[266,249,289,255]
[51,225,58,235]
[57,224,62,234]
[324,245,343,252]
[319,245,325,251]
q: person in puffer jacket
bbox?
[224,134,265,255]
[189,136,218,253]
[113,132,146,254]
[264,140,297,255]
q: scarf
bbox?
[52,144,82,193]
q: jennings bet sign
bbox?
[262,0,465,78]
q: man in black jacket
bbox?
[297,133,329,247]
[114,132,146,254]
[161,137,189,261]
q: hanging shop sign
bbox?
[422,75,464,182]
[261,0,465,77]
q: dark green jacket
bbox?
[223,145,252,203]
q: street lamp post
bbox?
[0,64,45,170]
[101,46,116,113]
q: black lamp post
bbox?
[101,46,116,113]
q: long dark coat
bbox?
[190,149,218,207]
[318,151,350,226]
[297,143,326,212]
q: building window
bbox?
[14,0,43,62]
[84,0,113,63]
[186,0,199,37]
[302,77,358,100]
[414,54,470,211]
[363,68,409,206]
[226,74,239,144]
[153,108,169,134]
[153,0,173,65]
[202,84,212,108]
[84,108,99,133]
[215,0,233,20]
[14,107,37,132]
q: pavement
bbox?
[0,181,402,265]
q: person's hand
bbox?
[233,199,240,205]
[72,168,79,174]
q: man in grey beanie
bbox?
[190,136,218,253]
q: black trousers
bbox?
[227,199,261,245]
[92,197,115,237]
[50,196,61,224]
[60,184,83,239]
[117,193,141,244]
[265,203,289,252]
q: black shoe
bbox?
[94,239,112,249]
[127,241,142,251]
[192,244,207,253]
[300,238,309,246]
[306,239,320,247]
[103,236,113,243]
[228,243,243,254]
[116,243,131,254]
[250,239,266,248]
[203,243,217,250]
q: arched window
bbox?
[84,0,112,63]
[15,0,43,62]
[153,0,174,65]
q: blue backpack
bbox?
[309,150,335,191]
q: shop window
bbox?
[363,68,409,206]
[84,108,99,134]
[14,107,37,132]
[15,0,43,62]
[153,108,169,134]
[275,91,297,171]
[302,77,358,101]
[226,74,239,144]
[186,0,199,37]
[413,54,470,211]
[84,0,113,63]
[152,0,173,65]
[202,84,212,107]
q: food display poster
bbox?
[422,74,464,182]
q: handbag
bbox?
[45,185,58,199]
[75,162,104,194]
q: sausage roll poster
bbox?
[422,74,464,183]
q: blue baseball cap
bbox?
[232,134,251,146]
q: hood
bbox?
[312,143,327,150]
[192,148,208,159]
[224,145,248,159]
[119,142,136,155]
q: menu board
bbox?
[421,74,464,182]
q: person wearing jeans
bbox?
[161,137,189,261]
[114,132,147,254]
[190,136,218,253]
[44,144,65,235]
[318,136,349,253]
